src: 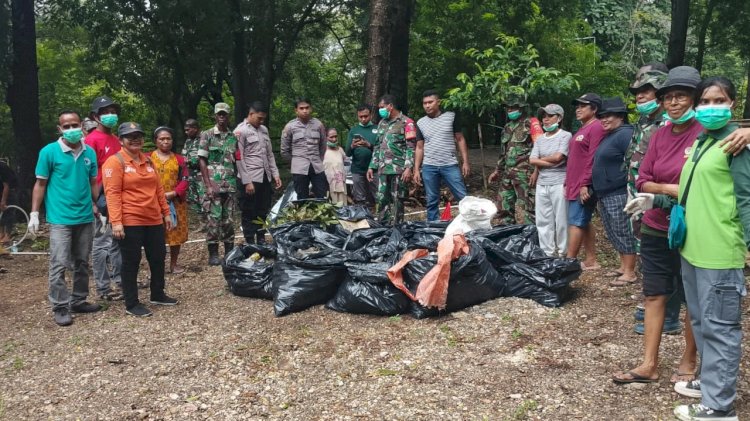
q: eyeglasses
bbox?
[663,92,691,103]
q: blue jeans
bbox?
[421,164,467,221]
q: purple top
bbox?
[564,120,606,200]
[636,119,704,232]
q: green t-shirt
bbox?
[346,122,378,174]
[679,124,750,269]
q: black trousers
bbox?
[240,176,273,243]
[292,165,328,200]
[117,225,166,309]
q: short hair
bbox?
[248,101,267,113]
[184,119,200,128]
[696,76,737,103]
[153,126,174,138]
[327,127,338,134]
[356,103,372,113]
[58,109,80,119]
[422,89,440,99]
[294,97,311,108]
[379,94,398,108]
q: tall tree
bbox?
[5,0,42,203]
[362,0,392,108]
[667,0,690,68]
[386,0,414,113]
[694,0,718,72]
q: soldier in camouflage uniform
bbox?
[181,119,207,220]
[489,97,535,225]
[624,64,669,246]
[366,94,417,225]
[198,103,238,265]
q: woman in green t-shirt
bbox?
[672,77,749,421]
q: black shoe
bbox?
[53,308,73,326]
[208,244,220,266]
[224,241,235,255]
[149,295,178,306]
[71,302,102,313]
[125,304,152,317]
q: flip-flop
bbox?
[609,275,638,287]
[581,262,602,271]
[670,371,696,383]
[612,370,659,384]
[604,270,624,277]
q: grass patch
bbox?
[511,328,523,340]
[509,399,538,420]
[438,324,458,347]
[374,368,398,377]
[12,356,23,370]
[388,315,402,322]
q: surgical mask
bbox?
[507,111,522,121]
[543,123,559,132]
[327,141,338,148]
[666,108,695,125]
[635,99,659,115]
[695,104,733,130]
[378,108,389,119]
[100,113,119,128]
[62,128,83,143]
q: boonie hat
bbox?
[596,97,628,116]
[629,63,668,93]
[571,93,602,110]
[214,102,231,114]
[504,94,528,107]
[117,122,145,137]
[90,96,121,114]
[537,104,565,118]
[656,66,701,98]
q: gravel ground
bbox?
[0,150,748,420]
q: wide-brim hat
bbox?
[629,64,668,94]
[597,97,628,116]
[656,66,701,97]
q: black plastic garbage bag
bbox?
[499,258,580,307]
[326,262,411,315]
[500,266,562,307]
[222,244,277,299]
[346,228,405,264]
[398,221,450,251]
[271,223,348,256]
[336,205,372,221]
[402,241,505,318]
[469,225,547,266]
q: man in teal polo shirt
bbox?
[346,104,378,206]
[29,110,102,326]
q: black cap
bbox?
[117,122,145,137]
[656,66,701,98]
[571,93,602,110]
[597,97,628,116]
[90,96,121,114]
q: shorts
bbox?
[641,231,683,297]
[567,199,593,227]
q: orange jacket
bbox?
[102,152,170,226]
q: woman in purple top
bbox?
[613,66,703,385]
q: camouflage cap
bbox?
[629,64,668,94]
[504,95,528,107]
[214,102,231,114]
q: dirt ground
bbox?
[0,149,748,420]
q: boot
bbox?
[207,244,220,266]
[224,241,235,256]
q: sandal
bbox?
[609,275,637,287]
[170,266,186,275]
[612,370,659,384]
[581,262,602,271]
[604,270,624,277]
[670,371,697,383]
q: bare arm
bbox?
[31,179,47,213]
[641,181,679,198]
[529,157,556,168]
[540,152,566,164]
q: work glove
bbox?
[623,193,654,221]
[98,214,108,235]
[28,211,40,237]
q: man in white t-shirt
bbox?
[529,104,571,256]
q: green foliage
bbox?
[257,200,340,229]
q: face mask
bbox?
[666,108,695,125]
[62,128,83,143]
[635,99,659,115]
[507,111,522,121]
[100,113,119,128]
[327,141,338,148]
[543,123,559,132]
[695,104,733,130]
[378,108,389,119]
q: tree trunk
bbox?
[363,0,392,108]
[666,0,690,68]
[387,0,414,114]
[477,123,487,190]
[743,60,750,119]
[695,0,717,72]
[246,0,276,125]
[229,0,249,119]
[5,0,41,208]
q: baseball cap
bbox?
[571,93,603,110]
[82,118,98,132]
[596,97,628,116]
[90,96,121,114]
[537,104,565,118]
[214,103,231,114]
[656,66,701,98]
[117,122,145,137]
[629,63,668,94]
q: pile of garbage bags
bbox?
[223,205,581,318]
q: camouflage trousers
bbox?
[497,167,535,225]
[203,192,235,244]
[376,173,407,225]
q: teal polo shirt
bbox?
[35,139,98,225]
[346,122,378,174]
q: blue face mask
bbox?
[378,108,389,119]
[695,104,732,130]
[507,111,522,121]
[635,99,659,115]
[666,108,695,125]
[543,123,559,132]
[100,113,119,128]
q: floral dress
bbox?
[151,151,189,245]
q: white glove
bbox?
[28,211,40,237]
[623,193,654,220]
[98,214,108,235]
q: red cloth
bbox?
[85,129,121,185]
[440,201,452,221]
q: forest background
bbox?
[1,0,749,203]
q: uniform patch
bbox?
[84,157,91,166]
[575,135,585,142]
[104,168,113,178]
[125,166,136,173]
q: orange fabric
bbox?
[102,152,170,226]
[415,234,469,309]
[387,249,429,300]
[151,152,188,245]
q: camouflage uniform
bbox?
[369,112,417,224]
[181,136,207,214]
[197,127,238,244]
[497,117,535,225]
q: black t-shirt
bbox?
[0,162,18,189]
